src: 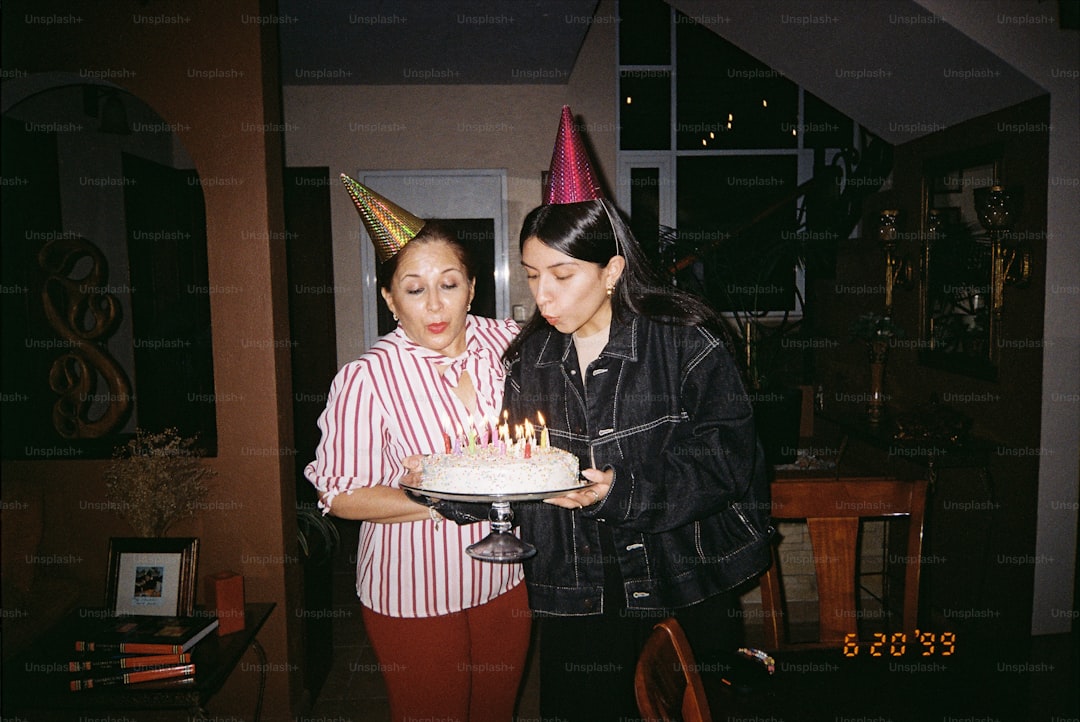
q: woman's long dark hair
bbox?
[506,199,729,360]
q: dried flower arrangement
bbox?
[104,428,216,537]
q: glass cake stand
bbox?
[399,481,591,562]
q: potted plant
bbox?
[661,224,813,464]
[104,427,216,537]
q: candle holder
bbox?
[973,185,1030,350]
[851,312,904,425]
[879,209,913,314]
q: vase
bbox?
[867,340,889,424]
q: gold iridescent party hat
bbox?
[543,105,604,205]
[340,174,426,262]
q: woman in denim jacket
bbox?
[505,198,773,721]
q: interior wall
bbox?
[912,0,1079,636]
[1,1,303,717]
[813,96,1051,641]
[283,1,618,364]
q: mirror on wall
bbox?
[918,146,1004,381]
[1,79,216,459]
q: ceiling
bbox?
[667,0,1050,144]
[276,0,1058,144]
[277,0,601,85]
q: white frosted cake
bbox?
[420,445,581,495]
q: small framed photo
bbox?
[106,537,199,617]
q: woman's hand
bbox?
[544,467,611,510]
[400,454,424,488]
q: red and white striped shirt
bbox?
[304,315,523,617]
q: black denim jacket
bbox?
[504,313,774,616]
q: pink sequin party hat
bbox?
[543,106,604,205]
[340,174,426,262]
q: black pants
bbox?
[537,591,742,722]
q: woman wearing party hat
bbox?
[505,107,773,720]
[304,178,530,722]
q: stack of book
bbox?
[67,614,218,691]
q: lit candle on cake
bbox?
[523,419,534,459]
[537,412,549,449]
[441,416,452,453]
[466,418,477,453]
[477,414,489,447]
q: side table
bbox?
[2,602,275,721]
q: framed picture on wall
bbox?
[106,537,199,617]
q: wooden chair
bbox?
[634,617,713,722]
[759,476,929,649]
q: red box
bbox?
[206,571,245,635]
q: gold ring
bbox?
[587,489,600,503]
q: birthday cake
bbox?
[420,445,581,495]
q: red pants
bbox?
[361,582,531,722]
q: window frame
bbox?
[615,2,864,321]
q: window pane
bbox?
[675,12,797,150]
[620,70,671,150]
[675,155,799,312]
[629,167,661,262]
[618,0,670,65]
